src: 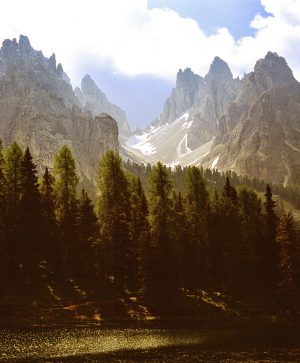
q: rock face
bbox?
[75,74,130,136]
[203,52,300,184]
[159,68,203,125]
[128,52,300,184]
[158,58,241,150]
[187,57,241,149]
[0,36,119,184]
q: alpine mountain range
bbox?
[0,35,299,186]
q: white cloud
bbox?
[1,0,300,83]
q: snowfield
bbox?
[121,112,213,167]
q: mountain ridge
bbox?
[126,51,300,185]
[0,35,120,186]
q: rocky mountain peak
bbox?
[176,67,202,88]
[205,56,233,84]
[18,35,33,53]
[79,74,130,136]
[0,38,19,63]
[253,51,295,87]
[48,53,57,73]
[81,74,104,97]
[158,68,203,125]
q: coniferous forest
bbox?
[0,141,300,324]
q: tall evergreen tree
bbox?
[40,167,60,273]
[128,176,150,293]
[5,142,23,207]
[78,189,99,280]
[4,142,23,276]
[0,140,7,279]
[172,191,188,290]
[147,162,178,300]
[262,184,279,294]
[239,187,263,295]
[219,177,243,292]
[276,213,299,306]
[54,145,79,277]
[97,151,132,292]
[19,147,42,278]
[209,188,226,289]
[184,166,210,290]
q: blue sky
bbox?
[89,0,270,128]
[1,0,300,129]
[148,0,268,39]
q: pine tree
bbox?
[209,189,225,289]
[5,142,23,207]
[276,213,298,306]
[128,176,150,293]
[184,166,210,291]
[78,189,99,281]
[40,167,61,274]
[19,147,42,278]
[97,151,132,292]
[239,187,263,295]
[147,162,178,300]
[172,191,188,290]
[219,177,242,292]
[54,145,79,277]
[261,184,279,295]
[0,140,7,279]
[4,142,23,276]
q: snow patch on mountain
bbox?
[123,111,213,167]
[212,156,220,169]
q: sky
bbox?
[1,0,300,129]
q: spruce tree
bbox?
[0,140,7,279]
[78,189,99,281]
[97,151,132,292]
[262,184,279,295]
[184,166,210,291]
[209,189,225,289]
[147,162,178,301]
[128,176,150,293]
[5,142,23,206]
[4,142,23,276]
[54,145,79,277]
[239,187,263,295]
[40,167,60,273]
[19,147,42,278]
[172,191,188,290]
[219,177,242,292]
[276,212,298,306]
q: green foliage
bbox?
[78,189,99,280]
[19,147,42,276]
[97,151,132,292]
[184,166,210,290]
[147,162,178,299]
[219,177,243,292]
[0,140,7,278]
[262,184,280,293]
[40,167,61,273]
[54,145,79,219]
[1,147,299,313]
[54,145,79,277]
[128,176,150,292]
[5,141,23,206]
[276,212,299,304]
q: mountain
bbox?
[159,68,203,125]
[126,52,300,184]
[75,74,130,136]
[203,52,300,184]
[125,56,241,167]
[0,36,119,185]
